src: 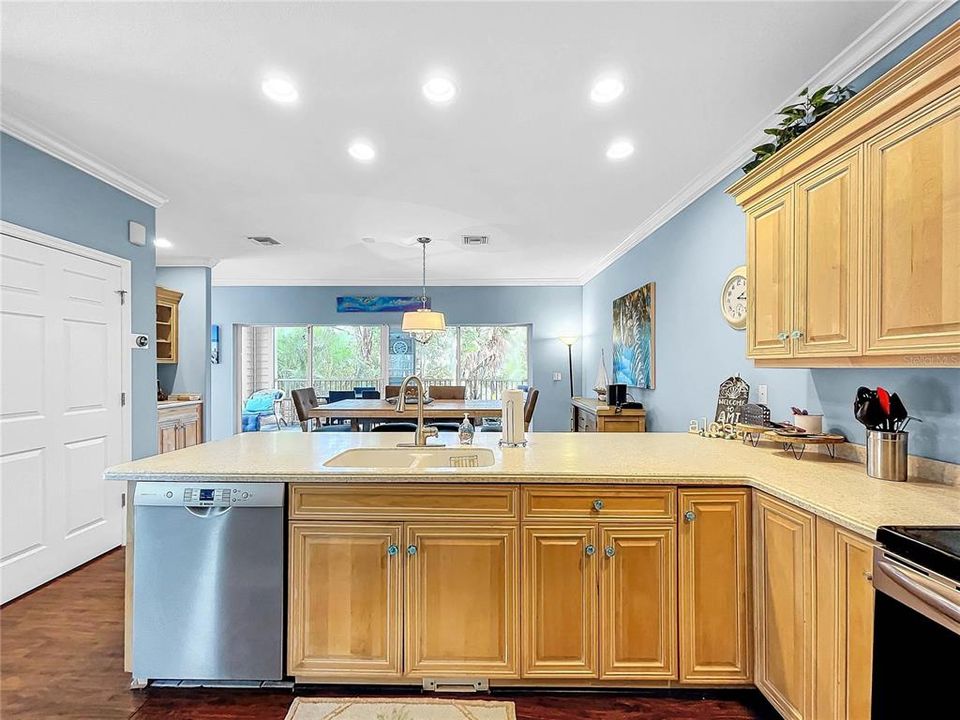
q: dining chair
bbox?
[291,387,350,433]
[429,385,466,400]
[353,386,377,398]
[371,422,418,432]
[324,389,354,426]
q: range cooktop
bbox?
[877,526,960,582]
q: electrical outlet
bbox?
[553,371,562,382]
[758,384,768,405]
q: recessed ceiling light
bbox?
[261,76,299,104]
[605,139,634,160]
[348,141,376,162]
[154,237,172,249]
[422,76,457,104]
[591,76,625,104]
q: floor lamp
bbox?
[559,336,577,397]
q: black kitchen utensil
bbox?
[888,393,908,431]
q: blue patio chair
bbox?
[241,389,283,432]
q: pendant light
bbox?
[402,237,446,343]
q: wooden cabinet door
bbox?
[815,519,875,720]
[865,95,960,354]
[287,523,402,678]
[181,417,201,448]
[754,493,815,720]
[157,422,178,454]
[522,524,598,677]
[678,489,751,684]
[405,524,519,677]
[599,525,677,679]
[746,187,794,357]
[794,150,862,356]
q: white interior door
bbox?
[0,232,125,603]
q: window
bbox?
[415,325,529,400]
[311,325,384,394]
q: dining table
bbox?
[307,398,502,431]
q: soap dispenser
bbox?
[458,413,475,445]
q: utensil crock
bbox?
[865,430,908,482]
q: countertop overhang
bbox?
[104,432,960,538]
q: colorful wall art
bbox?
[612,283,655,389]
[336,295,428,313]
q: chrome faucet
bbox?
[396,375,442,447]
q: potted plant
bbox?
[742,84,857,173]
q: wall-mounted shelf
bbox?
[156,286,183,364]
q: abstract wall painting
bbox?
[612,283,655,389]
[336,296,429,313]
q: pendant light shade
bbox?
[402,237,446,343]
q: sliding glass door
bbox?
[416,325,530,399]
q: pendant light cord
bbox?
[421,239,427,309]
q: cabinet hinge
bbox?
[116,289,127,305]
[121,492,126,508]
[121,392,127,407]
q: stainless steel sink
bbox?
[323,446,496,469]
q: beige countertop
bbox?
[104,431,960,538]
[157,399,203,409]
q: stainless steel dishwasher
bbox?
[132,481,284,683]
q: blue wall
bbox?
[211,285,582,440]
[157,266,213,439]
[581,12,960,464]
[0,133,159,459]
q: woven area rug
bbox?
[285,697,517,720]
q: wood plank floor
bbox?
[1,549,779,719]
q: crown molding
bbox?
[157,256,220,269]
[211,275,582,288]
[577,0,955,285]
[1,113,168,208]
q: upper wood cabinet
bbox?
[794,150,862,357]
[404,523,519,677]
[730,24,960,366]
[865,93,960,354]
[746,187,794,358]
[155,286,182,364]
[678,489,751,684]
[754,493,815,720]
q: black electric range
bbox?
[872,526,960,718]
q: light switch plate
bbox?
[553,371,562,382]
[758,384,768,405]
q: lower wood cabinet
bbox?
[157,401,202,454]
[522,522,676,680]
[754,493,816,720]
[678,489,751,683]
[287,522,402,677]
[815,518,875,720]
[404,524,519,677]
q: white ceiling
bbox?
[1,1,901,285]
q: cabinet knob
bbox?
[684,510,697,522]
[863,570,873,582]
[791,330,804,339]
[406,545,418,556]
[585,544,596,557]
[777,331,789,342]
[604,545,615,558]
[387,544,399,557]
[593,499,604,511]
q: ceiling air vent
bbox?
[248,236,281,247]
[462,235,489,246]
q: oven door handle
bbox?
[877,558,960,625]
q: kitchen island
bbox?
[107,432,960,718]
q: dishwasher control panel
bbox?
[134,482,284,508]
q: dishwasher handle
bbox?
[184,505,232,519]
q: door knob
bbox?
[593,499,604,511]
[585,544,596,556]
[684,510,696,522]
[604,546,615,558]
[406,545,418,556]
[387,544,399,557]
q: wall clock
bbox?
[721,265,747,330]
